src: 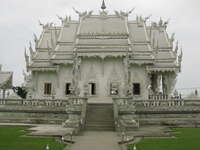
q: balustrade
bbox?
[0,100,6,105]
[148,94,182,100]
[142,100,184,107]
[113,97,185,108]
[0,97,87,107]
[69,97,86,105]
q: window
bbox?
[133,83,140,95]
[44,83,52,95]
[89,83,96,95]
[65,83,71,95]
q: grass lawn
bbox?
[0,126,65,150]
[128,128,200,150]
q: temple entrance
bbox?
[89,83,96,95]
[87,81,113,103]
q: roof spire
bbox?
[101,0,106,10]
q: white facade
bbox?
[23,7,182,100]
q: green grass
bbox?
[0,126,65,150]
[128,128,200,150]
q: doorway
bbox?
[89,83,96,95]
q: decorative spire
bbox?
[101,0,106,10]
[24,47,29,67]
[29,41,34,59]
[175,41,179,54]
[178,48,183,68]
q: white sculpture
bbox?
[29,41,34,59]
[175,41,179,54]
[73,7,87,17]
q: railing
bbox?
[113,97,185,108]
[113,97,130,106]
[142,100,184,107]
[68,97,87,105]
[0,97,87,107]
[148,94,182,100]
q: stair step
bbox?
[86,103,114,131]
[85,128,115,131]
[86,116,113,118]
[86,120,114,122]
[86,123,113,125]
[86,119,114,122]
[86,121,114,123]
[86,124,114,126]
[86,116,113,121]
[88,103,113,106]
[85,127,115,131]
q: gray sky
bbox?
[0,0,200,89]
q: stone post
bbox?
[113,98,119,122]
[80,97,88,129]
[2,89,6,99]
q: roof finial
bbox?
[101,0,106,10]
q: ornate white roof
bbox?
[79,16,128,35]
[25,7,182,73]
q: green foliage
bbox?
[12,86,27,99]
[0,126,65,150]
[128,128,200,150]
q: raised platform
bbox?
[0,98,200,130]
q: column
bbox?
[2,89,6,99]
[156,74,162,93]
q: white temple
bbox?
[24,2,182,101]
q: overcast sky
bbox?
[0,0,200,90]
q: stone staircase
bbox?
[85,103,115,131]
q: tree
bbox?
[12,86,27,99]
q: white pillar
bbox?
[2,89,6,99]
[156,74,162,93]
[160,74,163,93]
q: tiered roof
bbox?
[25,8,182,73]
